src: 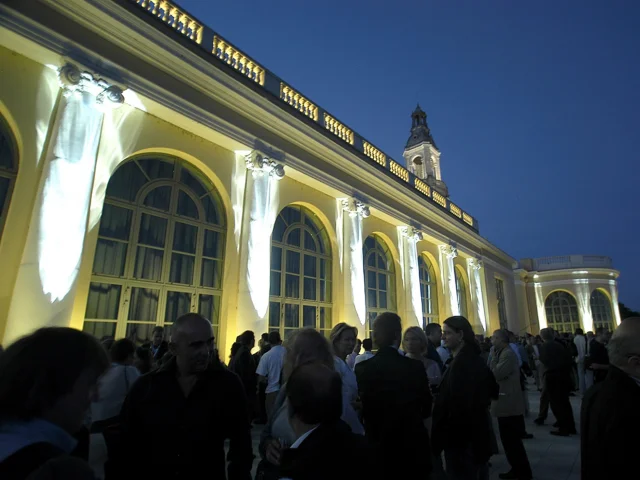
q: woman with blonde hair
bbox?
[403,326,441,388]
[258,328,362,480]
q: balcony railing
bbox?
[526,255,613,272]
[126,0,479,232]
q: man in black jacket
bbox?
[539,328,576,436]
[581,317,640,480]
[355,312,432,478]
[425,322,445,373]
[119,313,253,479]
[229,330,257,420]
[279,363,376,480]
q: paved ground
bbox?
[245,385,582,480]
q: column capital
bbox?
[57,62,124,107]
[245,151,285,179]
[467,257,483,270]
[341,198,370,218]
[438,243,458,259]
[400,226,423,242]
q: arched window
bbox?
[545,291,579,333]
[455,267,468,318]
[0,116,17,239]
[83,157,226,343]
[270,205,332,340]
[363,235,396,336]
[418,256,438,326]
[590,289,614,332]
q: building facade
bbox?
[0,0,620,353]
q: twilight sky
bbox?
[179,0,640,309]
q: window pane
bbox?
[303,278,317,300]
[0,130,14,169]
[138,214,167,248]
[304,230,317,252]
[284,304,300,328]
[170,253,194,284]
[379,291,388,309]
[320,280,330,302]
[85,283,122,319]
[320,259,329,280]
[126,323,156,345]
[285,251,300,274]
[137,158,175,180]
[367,289,377,308]
[303,305,316,328]
[378,273,387,292]
[83,321,117,339]
[203,230,223,258]
[367,252,376,267]
[0,176,10,215]
[269,302,281,328]
[304,255,317,277]
[271,246,282,271]
[143,185,171,211]
[133,247,164,281]
[177,190,199,219]
[286,227,301,247]
[367,271,376,288]
[106,161,148,201]
[128,287,159,321]
[198,294,220,323]
[202,196,222,225]
[201,259,222,288]
[285,274,300,298]
[281,206,301,225]
[319,307,331,330]
[272,216,286,242]
[173,222,197,253]
[99,204,133,240]
[165,291,192,323]
[93,240,128,276]
[377,253,386,270]
[270,271,281,296]
[180,167,207,197]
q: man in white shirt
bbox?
[256,331,286,418]
[353,338,375,368]
[573,328,588,394]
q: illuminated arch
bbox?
[83,155,226,343]
[269,204,332,339]
[590,288,614,332]
[418,254,439,326]
[363,234,397,336]
[0,114,18,241]
[545,290,580,333]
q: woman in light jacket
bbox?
[490,329,533,480]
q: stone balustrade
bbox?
[127,0,479,233]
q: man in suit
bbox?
[490,330,533,480]
[581,317,640,480]
[355,312,432,478]
[279,363,376,480]
[539,328,576,436]
[149,326,169,363]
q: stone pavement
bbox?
[245,386,582,480]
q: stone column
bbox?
[608,281,622,327]
[339,198,369,338]
[399,226,423,328]
[534,282,548,329]
[3,63,123,344]
[467,258,487,334]
[438,244,459,319]
[575,280,594,333]
[235,151,284,338]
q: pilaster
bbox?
[467,257,487,334]
[399,226,423,328]
[438,243,459,319]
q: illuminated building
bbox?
[0,0,621,353]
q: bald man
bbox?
[581,318,640,480]
[118,314,253,479]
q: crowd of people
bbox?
[0,312,638,480]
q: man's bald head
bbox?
[171,313,213,343]
[607,318,640,372]
[170,313,214,374]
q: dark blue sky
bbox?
[180,0,640,309]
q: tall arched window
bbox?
[455,267,468,318]
[418,255,438,326]
[270,205,332,339]
[364,235,396,336]
[590,289,614,332]
[0,116,17,240]
[83,157,226,343]
[545,291,579,333]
